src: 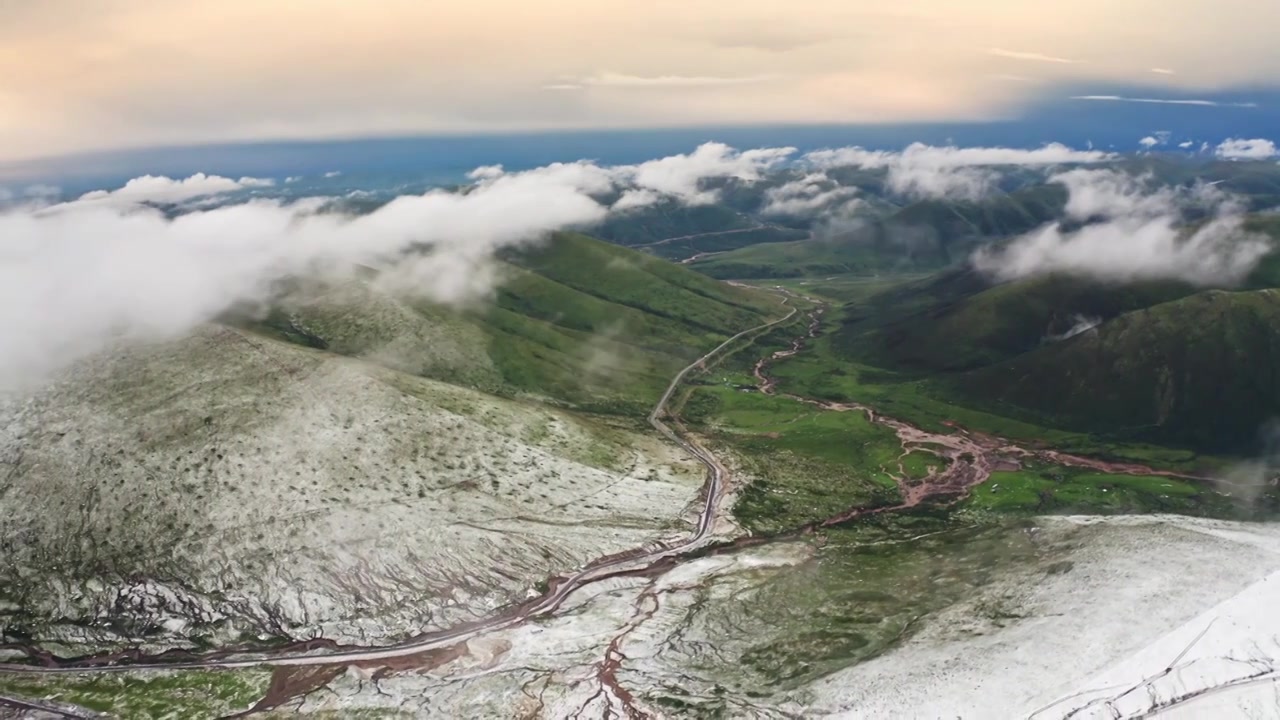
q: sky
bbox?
[1,0,1278,161]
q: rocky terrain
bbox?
[0,325,705,652]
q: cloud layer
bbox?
[973,169,1271,285]
[759,172,860,217]
[1216,138,1278,160]
[1070,95,1258,108]
[0,143,791,388]
[804,142,1113,200]
[77,173,275,204]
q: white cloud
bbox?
[285,176,302,183]
[467,165,506,181]
[1150,68,1176,75]
[1139,136,1159,149]
[973,168,1269,286]
[987,48,1080,64]
[0,143,797,387]
[804,142,1113,201]
[760,173,860,216]
[1052,169,1225,221]
[76,173,272,204]
[1216,138,1278,160]
[323,171,342,178]
[615,142,795,205]
[1071,95,1258,108]
[1178,141,1194,149]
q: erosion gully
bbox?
[0,294,1207,719]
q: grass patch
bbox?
[0,669,271,719]
[688,386,905,532]
[962,465,1238,517]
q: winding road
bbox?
[0,299,798,679]
[0,292,1218,719]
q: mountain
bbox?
[815,214,1280,452]
[690,184,1067,279]
[242,232,780,415]
[834,270,1195,373]
[951,289,1280,451]
[0,232,782,653]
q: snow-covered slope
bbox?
[0,325,704,650]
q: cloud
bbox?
[1216,138,1278,160]
[987,48,1080,64]
[551,72,779,90]
[804,142,1113,200]
[0,143,795,387]
[1178,141,1194,149]
[1150,68,1176,75]
[759,173,860,217]
[323,171,342,178]
[1139,131,1172,149]
[1070,95,1258,107]
[615,142,795,205]
[76,173,273,204]
[973,168,1270,286]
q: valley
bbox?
[4,276,1267,718]
[6,153,1280,718]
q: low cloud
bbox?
[973,169,1270,286]
[77,173,274,204]
[1139,136,1160,149]
[987,48,1080,64]
[1216,138,1278,160]
[0,143,793,388]
[760,173,860,217]
[1071,95,1258,108]
[805,142,1113,201]
[1150,68,1176,75]
[618,142,795,205]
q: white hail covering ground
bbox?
[804,515,1280,719]
[0,325,705,647]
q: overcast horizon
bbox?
[3,0,1280,163]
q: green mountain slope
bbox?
[835,271,1195,373]
[243,232,782,414]
[949,289,1280,451]
[691,185,1067,279]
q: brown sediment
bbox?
[595,587,661,720]
[226,664,346,718]
[748,301,1209,524]
[0,292,1208,714]
[226,642,473,717]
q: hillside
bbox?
[0,232,784,656]
[0,324,708,652]
[949,289,1280,452]
[834,271,1195,373]
[690,184,1066,279]
[243,232,781,415]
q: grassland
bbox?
[242,232,783,416]
[686,383,904,533]
[961,464,1237,517]
[0,669,271,719]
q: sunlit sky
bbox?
[1,0,1277,160]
